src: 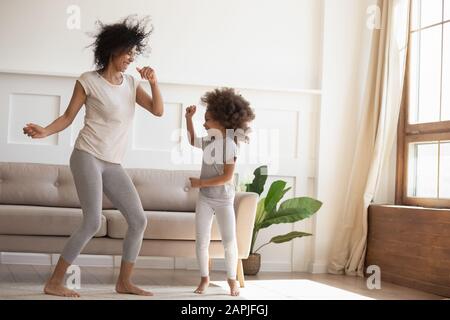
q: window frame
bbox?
[396,1,450,208]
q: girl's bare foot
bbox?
[115,279,153,296]
[227,278,240,296]
[194,276,210,294]
[44,281,80,298]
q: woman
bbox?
[23,16,163,297]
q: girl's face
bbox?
[110,47,136,72]
[203,111,225,133]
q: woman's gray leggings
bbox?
[61,148,147,264]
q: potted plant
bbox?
[241,165,322,275]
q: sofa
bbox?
[0,162,258,287]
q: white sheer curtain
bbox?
[328,0,411,276]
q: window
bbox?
[397,0,450,208]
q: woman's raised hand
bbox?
[23,123,49,139]
[185,105,196,119]
[136,66,157,85]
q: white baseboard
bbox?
[308,261,329,274]
[177,257,199,270]
[72,255,115,267]
[0,252,117,267]
[174,258,292,273]
[174,257,190,269]
[0,252,296,273]
[259,261,292,272]
[130,256,175,269]
[292,263,312,273]
[0,252,52,265]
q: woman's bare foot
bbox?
[44,281,80,298]
[115,279,153,296]
[227,278,240,296]
[115,260,153,296]
[194,276,210,294]
[43,256,79,297]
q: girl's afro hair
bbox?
[201,88,255,143]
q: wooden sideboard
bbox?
[366,205,450,297]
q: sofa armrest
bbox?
[234,192,259,259]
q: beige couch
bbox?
[0,162,258,287]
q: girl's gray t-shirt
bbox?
[199,136,237,199]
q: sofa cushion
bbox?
[103,210,222,241]
[125,169,199,212]
[0,162,201,211]
[0,162,113,209]
[0,205,106,237]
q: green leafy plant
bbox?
[245,165,322,254]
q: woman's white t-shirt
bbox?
[75,71,140,164]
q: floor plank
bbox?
[6,264,42,284]
[0,264,15,283]
[0,264,445,300]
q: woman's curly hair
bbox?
[88,15,153,70]
[201,88,255,144]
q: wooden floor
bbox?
[0,264,445,300]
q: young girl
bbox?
[185,88,255,296]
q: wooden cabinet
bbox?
[366,205,450,297]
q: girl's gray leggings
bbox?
[61,148,147,264]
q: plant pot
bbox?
[242,253,261,275]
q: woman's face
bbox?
[111,47,136,72]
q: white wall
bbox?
[0,0,324,272]
[0,0,322,91]
[310,0,376,273]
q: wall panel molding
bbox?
[0,71,321,272]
